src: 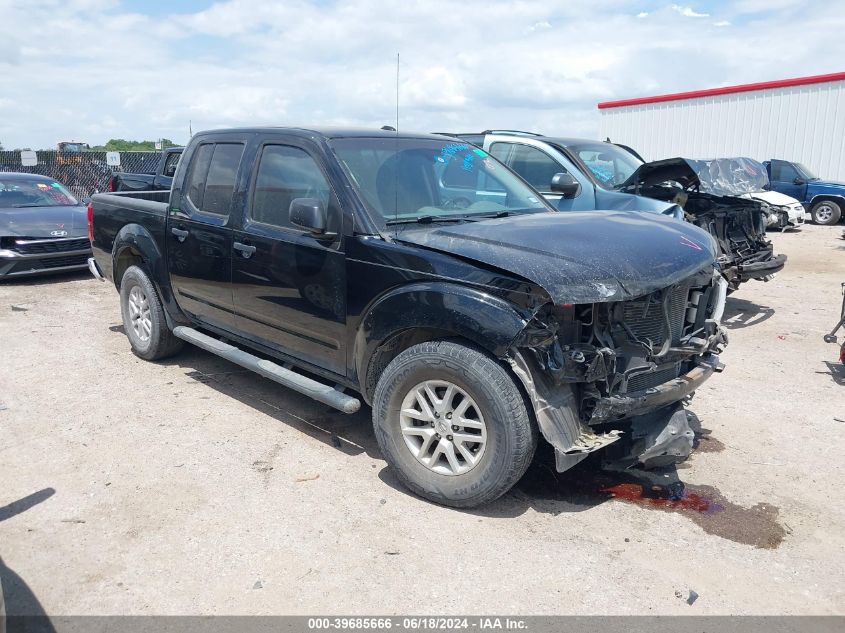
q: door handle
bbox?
[171,227,189,242]
[233,241,257,258]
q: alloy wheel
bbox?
[127,285,152,343]
[399,380,488,476]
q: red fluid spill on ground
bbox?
[601,482,725,514]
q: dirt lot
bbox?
[1,224,844,615]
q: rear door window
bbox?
[185,144,214,211]
[490,142,561,192]
[185,143,244,217]
[202,144,245,216]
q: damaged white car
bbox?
[745,189,807,230]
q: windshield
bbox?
[565,142,643,189]
[0,178,79,208]
[795,163,818,180]
[59,143,86,153]
[329,138,550,225]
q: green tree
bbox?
[90,138,178,151]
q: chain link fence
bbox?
[0,151,165,201]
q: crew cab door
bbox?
[167,139,246,331]
[231,139,346,375]
[484,138,593,211]
[768,160,807,201]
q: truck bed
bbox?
[89,190,171,284]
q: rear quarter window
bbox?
[184,143,244,216]
[185,144,214,211]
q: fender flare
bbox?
[354,281,533,397]
[808,193,845,208]
[110,224,184,325]
[111,223,166,288]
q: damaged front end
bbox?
[510,266,728,473]
[618,157,787,291]
[682,192,786,289]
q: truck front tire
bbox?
[810,200,842,225]
[373,341,538,508]
[119,265,183,361]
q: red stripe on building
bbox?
[597,71,845,109]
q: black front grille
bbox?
[41,254,89,268]
[9,253,89,274]
[621,286,689,346]
[13,238,90,255]
[626,363,681,392]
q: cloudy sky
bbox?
[0,0,842,149]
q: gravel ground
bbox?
[1,224,844,615]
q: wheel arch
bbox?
[354,282,533,404]
[111,223,165,290]
[111,224,186,328]
[808,195,844,224]
[809,193,845,208]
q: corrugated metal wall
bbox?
[598,79,845,181]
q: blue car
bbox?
[764,159,845,225]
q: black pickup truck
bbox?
[109,147,183,193]
[88,127,728,508]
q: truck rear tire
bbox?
[372,340,537,508]
[810,200,842,225]
[119,265,183,361]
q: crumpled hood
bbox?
[0,205,88,238]
[745,190,802,206]
[395,211,718,304]
[620,157,769,196]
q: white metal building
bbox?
[598,71,845,181]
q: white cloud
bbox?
[714,20,731,26]
[671,5,710,18]
[0,0,842,150]
[637,12,649,18]
[527,20,552,32]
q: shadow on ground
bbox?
[144,343,381,460]
[105,324,785,549]
[379,416,784,549]
[820,360,845,385]
[0,556,57,630]
[721,296,775,329]
[0,489,55,523]
[0,486,58,629]
[1,270,91,288]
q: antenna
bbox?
[393,52,400,233]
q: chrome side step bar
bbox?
[172,326,361,414]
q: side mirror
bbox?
[290,198,329,235]
[549,172,582,199]
[793,177,805,185]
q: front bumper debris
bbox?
[590,354,722,423]
[738,253,787,282]
[509,351,622,468]
[632,405,694,468]
[509,268,728,474]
